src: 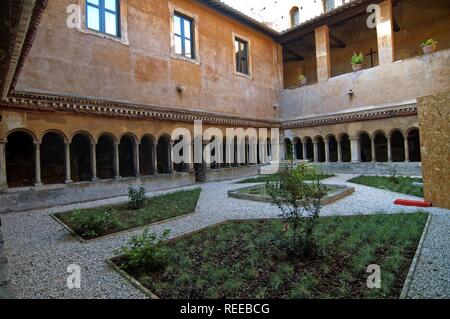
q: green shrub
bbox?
[421,38,438,48]
[68,210,122,239]
[351,52,364,65]
[117,228,171,272]
[128,186,146,209]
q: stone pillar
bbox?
[64,142,73,184]
[134,142,140,177]
[34,142,43,186]
[113,142,121,180]
[313,140,319,163]
[387,135,393,162]
[371,138,376,162]
[324,138,330,162]
[337,139,342,162]
[315,25,331,82]
[376,0,395,65]
[404,138,410,162]
[349,137,359,163]
[0,140,7,189]
[302,142,308,161]
[152,143,158,175]
[168,141,174,174]
[90,142,98,181]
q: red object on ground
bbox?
[394,199,433,207]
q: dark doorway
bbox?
[120,135,135,177]
[71,134,92,182]
[359,133,372,162]
[6,131,35,187]
[97,135,115,179]
[41,132,65,184]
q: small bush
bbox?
[351,52,364,65]
[68,210,122,239]
[128,186,146,209]
[117,228,171,272]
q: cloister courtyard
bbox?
[1,172,449,299]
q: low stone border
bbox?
[228,184,355,206]
[399,213,432,299]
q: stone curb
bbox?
[399,213,432,299]
[0,219,15,299]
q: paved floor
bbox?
[1,174,448,299]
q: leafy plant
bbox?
[421,38,438,48]
[128,186,146,209]
[351,52,364,65]
[67,209,122,239]
[266,163,328,257]
[117,228,171,272]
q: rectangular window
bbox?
[86,0,120,37]
[235,37,249,75]
[173,13,195,59]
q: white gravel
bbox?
[1,174,448,299]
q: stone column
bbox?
[90,142,98,181]
[404,138,410,162]
[371,138,377,162]
[349,137,360,163]
[134,142,140,177]
[315,25,331,82]
[0,140,7,189]
[313,140,319,163]
[64,142,73,184]
[337,139,342,162]
[168,141,174,174]
[113,142,121,180]
[152,143,158,175]
[302,142,308,161]
[34,141,43,186]
[376,0,395,65]
[324,138,330,162]
[387,135,393,162]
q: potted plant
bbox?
[421,39,438,55]
[351,52,364,72]
[298,74,307,86]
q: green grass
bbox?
[116,213,428,299]
[55,188,201,239]
[237,173,334,184]
[348,175,423,197]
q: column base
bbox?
[34,183,43,187]
[91,177,98,182]
[114,176,121,181]
[65,180,73,184]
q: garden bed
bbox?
[228,184,354,206]
[348,176,423,197]
[237,173,334,184]
[53,188,201,241]
[111,213,428,299]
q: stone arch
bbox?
[407,128,421,162]
[6,130,35,187]
[70,130,95,144]
[6,128,38,142]
[40,129,68,143]
[390,129,405,162]
[293,137,303,160]
[119,134,137,177]
[290,6,300,27]
[71,132,93,182]
[314,136,326,162]
[173,135,189,172]
[283,137,293,160]
[157,134,172,174]
[326,134,338,162]
[96,134,115,180]
[41,131,66,184]
[304,136,314,161]
[372,130,388,162]
[358,131,372,162]
[140,134,156,176]
[339,133,351,162]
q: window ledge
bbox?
[169,52,201,65]
[234,71,253,80]
[77,27,129,46]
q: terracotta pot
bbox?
[422,45,436,55]
[352,64,363,72]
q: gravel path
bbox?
[0,174,448,299]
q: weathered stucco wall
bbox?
[418,90,450,209]
[15,0,283,120]
[280,48,450,120]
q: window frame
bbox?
[232,33,252,79]
[290,7,300,27]
[173,12,195,60]
[77,0,129,45]
[169,3,200,65]
[86,0,121,37]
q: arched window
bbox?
[325,0,335,12]
[290,7,300,27]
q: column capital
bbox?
[0,139,7,144]
[33,141,41,146]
